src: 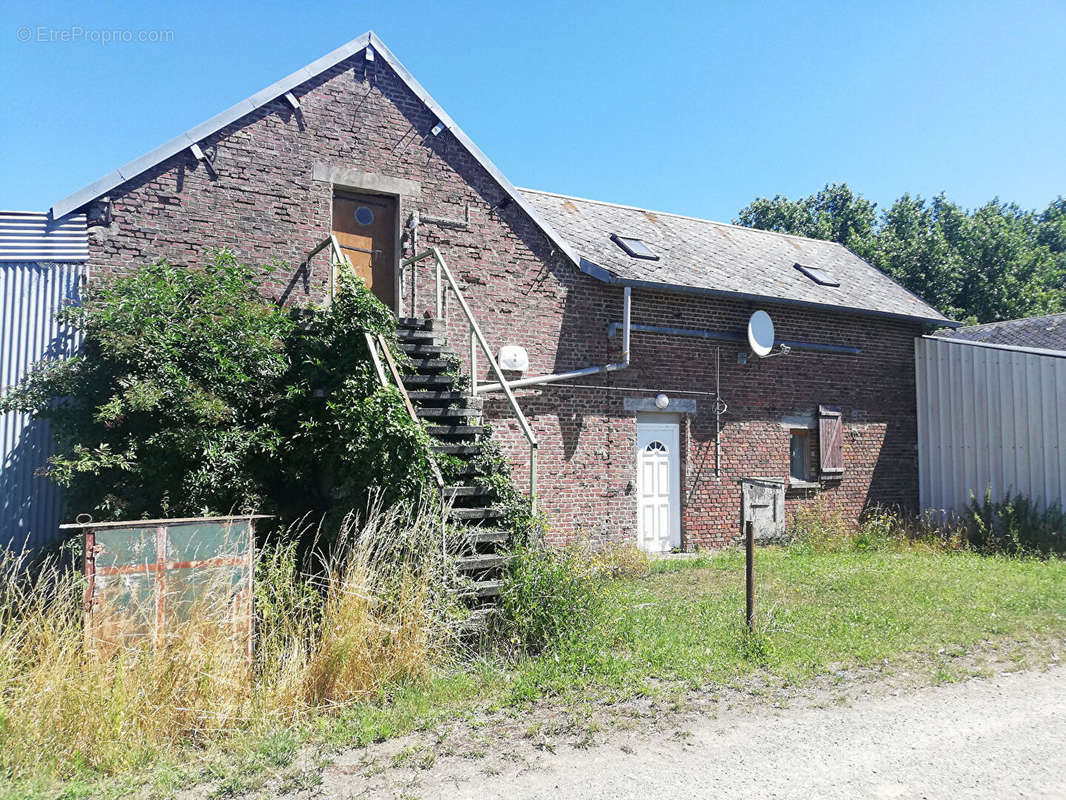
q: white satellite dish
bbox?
[747,310,775,358]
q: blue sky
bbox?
[2,0,1064,222]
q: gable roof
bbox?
[49,32,580,266]
[520,189,953,326]
[937,312,1066,352]
[50,34,951,327]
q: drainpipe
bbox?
[478,286,632,393]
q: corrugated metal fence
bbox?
[1,262,84,553]
[915,335,1066,515]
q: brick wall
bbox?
[486,290,922,549]
[81,50,922,548]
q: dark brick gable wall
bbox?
[81,51,921,547]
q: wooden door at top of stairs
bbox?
[332,193,396,309]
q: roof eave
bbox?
[365,35,580,268]
[52,33,372,220]
[923,334,1066,359]
[578,258,958,328]
[48,33,581,269]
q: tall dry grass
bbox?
[0,503,459,781]
[786,502,966,554]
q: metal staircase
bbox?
[307,237,537,600]
[396,316,512,598]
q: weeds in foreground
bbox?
[0,503,459,781]
[787,497,1065,558]
[962,491,1066,557]
[786,504,965,555]
[493,543,605,656]
[6,502,1066,797]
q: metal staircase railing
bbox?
[306,234,447,493]
[363,330,446,491]
[305,233,351,300]
[402,247,539,511]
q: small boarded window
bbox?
[818,405,844,475]
[789,429,810,482]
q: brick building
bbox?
[47,32,953,550]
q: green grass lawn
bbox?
[10,546,1066,799]
[515,547,1066,698]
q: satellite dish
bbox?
[747,310,775,358]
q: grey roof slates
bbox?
[520,188,951,325]
[938,313,1066,352]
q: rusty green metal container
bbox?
[61,515,266,654]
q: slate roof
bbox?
[520,189,952,326]
[937,313,1066,352]
[47,31,950,327]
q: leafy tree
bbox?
[735,183,877,257]
[736,184,1066,324]
[0,251,435,525]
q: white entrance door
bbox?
[636,418,681,552]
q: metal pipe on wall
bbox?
[605,321,862,355]
[477,285,632,393]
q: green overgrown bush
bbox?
[961,490,1066,557]
[0,252,435,528]
[467,433,544,542]
[494,542,605,656]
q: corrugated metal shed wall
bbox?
[0,211,89,262]
[915,336,1066,514]
[1,262,84,553]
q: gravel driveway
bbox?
[320,664,1066,799]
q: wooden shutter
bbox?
[818,405,844,475]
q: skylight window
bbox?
[611,234,659,260]
[795,263,840,287]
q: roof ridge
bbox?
[516,186,848,248]
[955,311,1066,331]
[47,33,580,267]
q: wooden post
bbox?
[745,519,755,633]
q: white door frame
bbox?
[635,415,681,552]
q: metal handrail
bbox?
[305,234,352,299]
[401,247,539,510]
[364,332,446,492]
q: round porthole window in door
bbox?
[354,206,374,225]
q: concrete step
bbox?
[402,374,456,388]
[449,506,503,521]
[404,358,453,373]
[444,485,494,499]
[407,391,483,408]
[396,317,438,331]
[417,406,479,418]
[465,528,509,546]
[470,579,505,598]
[395,329,443,345]
[458,553,511,572]
[432,443,482,456]
[399,342,448,357]
[427,425,486,439]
